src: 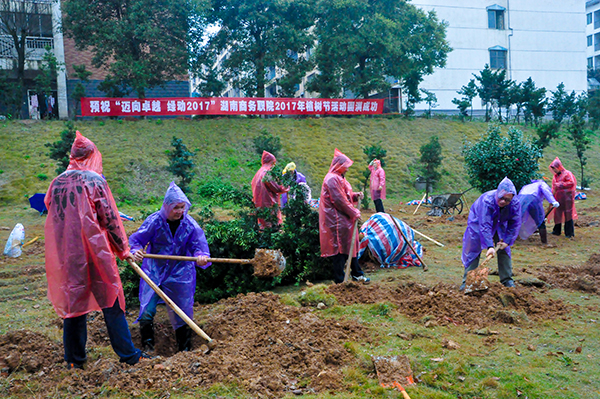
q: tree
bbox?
[566,114,592,188]
[71,64,92,117]
[253,129,281,158]
[463,124,542,193]
[418,136,443,198]
[534,121,560,154]
[62,0,196,98]
[521,77,546,126]
[46,121,77,175]
[452,79,477,119]
[0,0,53,118]
[587,90,600,129]
[34,46,61,109]
[196,0,316,97]
[548,82,576,125]
[473,65,513,122]
[420,89,438,118]
[311,0,450,99]
[167,137,196,193]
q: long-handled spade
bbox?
[142,248,287,278]
[126,258,216,352]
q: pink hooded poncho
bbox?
[251,151,288,228]
[319,149,362,257]
[44,132,129,318]
[549,157,577,224]
[368,159,386,201]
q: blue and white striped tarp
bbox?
[358,213,423,268]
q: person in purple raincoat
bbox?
[460,177,521,290]
[517,180,559,245]
[130,182,211,352]
[280,162,308,207]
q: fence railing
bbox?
[0,35,54,60]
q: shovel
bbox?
[464,243,502,294]
[126,259,216,352]
[142,248,286,278]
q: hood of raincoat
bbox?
[66,131,103,175]
[369,159,381,170]
[495,177,517,202]
[282,162,296,175]
[549,157,565,173]
[261,151,276,167]
[329,149,353,175]
[160,182,191,220]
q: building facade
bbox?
[414,0,587,112]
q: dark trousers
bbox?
[374,199,384,213]
[461,236,513,286]
[553,220,574,238]
[63,298,141,367]
[331,253,364,284]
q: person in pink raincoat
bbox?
[130,182,210,353]
[251,150,288,229]
[368,159,386,213]
[549,157,577,238]
[460,177,521,290]
[319,149,370,284]
[44,132,144,369]
[517,180,559,245]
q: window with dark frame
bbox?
[588,57,594,70]
[588,13,593,25]
[595,10,600,29]
[595,32,600,51]
[487,5,506,30]
[589,35,593,47]
[489,48,507,70]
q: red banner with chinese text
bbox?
[80,97,384,117]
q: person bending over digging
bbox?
[549,157,577,239]
[517,179,559,246]
[130,182,211,353]
[44,132,146,369]
[319,148,370,284]
[460,177,521,290]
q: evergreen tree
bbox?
[567,114,592,188]
[167,137,196,193]
[46,122,77,175]
[419,136,443,198]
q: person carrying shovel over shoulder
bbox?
[44,132,147,369]
[130,182,211,353]
[319,148,370,284]
[460,177,521,290]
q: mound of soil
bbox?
[327,281,572,328]
[1,292,371,398]
[535,253,600,293]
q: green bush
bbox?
[37,173,48,181]
[253,129,281,158]
[463,124,542,192]
[167,136,196,193]
[45,121,76,175]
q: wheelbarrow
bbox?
[427,187,473,216]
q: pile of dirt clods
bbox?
[0,292,371,398]
[535,253,600,293]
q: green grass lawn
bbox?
[1,117,600,398]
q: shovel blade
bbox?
[464,267,490,294]
[252,249,286,278]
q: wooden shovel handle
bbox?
[143,253,252,264]
[479,243,503,268]
[343,220,359,283]
[126,259,214,345]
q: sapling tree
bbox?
[419,136,443,198]
[167,136,196,192]
[566,114,592,188]
[45,121,77,175]
[253,129,282,158]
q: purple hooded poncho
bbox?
[517,180,557,240]
[129,182,211,329]
[461,177,521,268]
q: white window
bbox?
[487,5,506,30]
[489,46,507,70]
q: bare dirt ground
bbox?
[1,198,599,398]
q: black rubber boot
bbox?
[539,227,548,244]
[175,325,192,352]
[552,223,561,236]
[140,321,155,352]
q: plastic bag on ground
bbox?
[3,223,25,258]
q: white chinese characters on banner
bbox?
[82,97,382,117]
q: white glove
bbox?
[552,201,559,208]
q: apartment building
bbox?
[414,0,587,112]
